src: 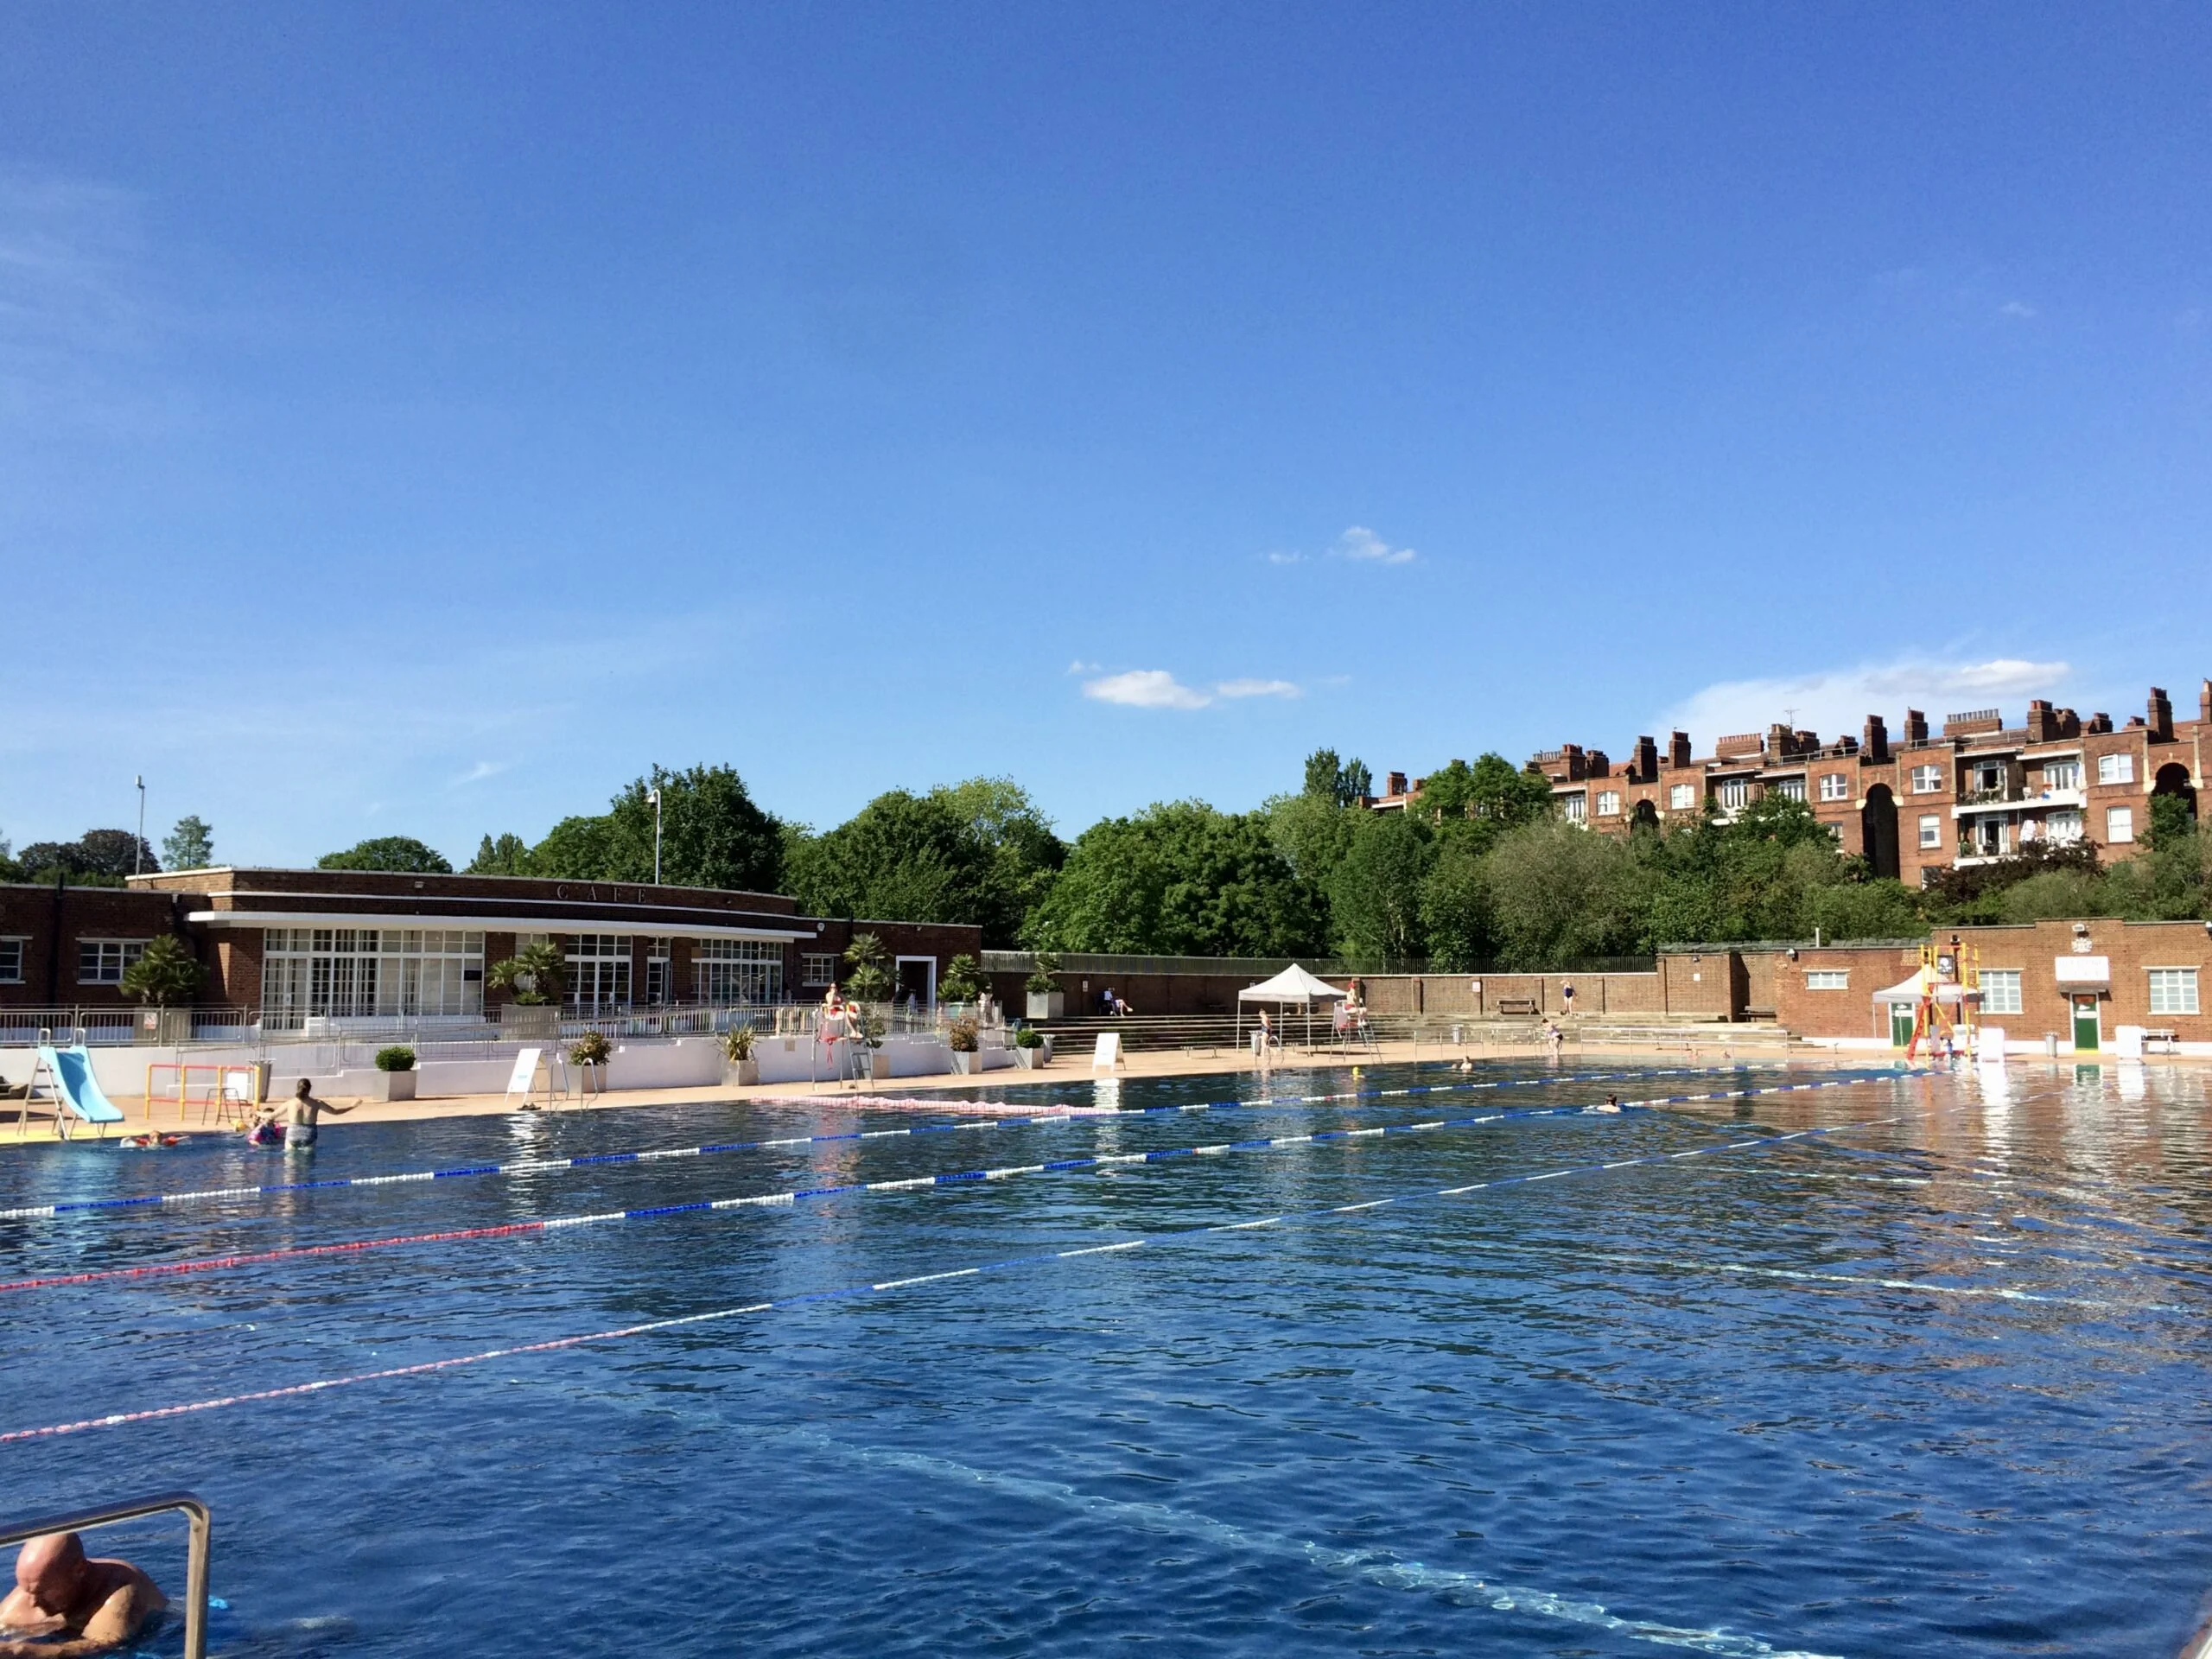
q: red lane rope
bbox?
[0,1220,549,1292]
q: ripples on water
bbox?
[3,1060,2209,1657]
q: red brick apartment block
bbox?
[1373,680,2208,887]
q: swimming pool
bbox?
[3,1058,2208,1656]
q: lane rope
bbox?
[0,1077,1897,1294]
[0,1062,1810,1223]
[0,1086,1945,1443]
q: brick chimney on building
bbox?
[1904,709,1929,744]
[2148,686,2175,741]
[1385,772,1408,797]
[1861,715,1889,762]
[1669,731,1692,768]
[2025,700,2055,742]
[1633,734,1659,784]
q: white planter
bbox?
[372,1070,417,1102]
[724,1057,760,1087]
[865,1052,891,1081]
[950,1051,982,1075]
[1013,1046,1046,1069]
[1026,990,1065,1020]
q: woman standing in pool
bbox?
[278,1078,355,1152]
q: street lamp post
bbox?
[135,776,146,875]
[646,786,663,887]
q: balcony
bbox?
[1950,785,2082,818]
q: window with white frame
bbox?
[1594,790,1621,817]
[802,952,839,986]
[694,937,785,1005]
[1560,792,1586,823]
[1717,778,1751,810]
[1820,772,1849,802]
[2097,752,2134,785]
[2106,806,2135,844]
[1770,776,1806,802]
[1918,814,1942,849]
[1805,969,1849,991]
[0,938,23,984]
[566,934,633,1014]
[645,937,672,1005]
[1910,764,1944,793]
[2043,759,2082,791]
[1669,783,1696,810]
[2149,969,2200,1017]
[2046,809,2083,843]
[260,927,485,1025]
[1980,969,2023,1015]
[78,938,149,984]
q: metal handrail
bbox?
[0,1490,209,1659]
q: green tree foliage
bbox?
[526,816,620,879]
[317,836,453,874]
[607,764,783,892]
[939,952,983,1002]
[0,837,18,883]
[842,932,892,1001]
[785,779,1061,945]
[19,830,158,885]
[487,939,567,1005]
[1300,747,1375,808]
[1328,810,1433,966]
[162,816,214,871]
[467,832,531,875]
[120,934,204,1006]
[1476,821,1643,965]
[1024,801,1328,957]
[1264,790,1358,889]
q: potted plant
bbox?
[946,1014,982,1074]
[569,1028,612,1095]
[1025,952,1065,1020]
[372,1045,418,1103]
[122,934,204,1045]
[721,1023,760,1087]
[1012,1024,1047,1069]
[489,940,566,1038]
[844,932,893,1004]
[940,954,982,1006]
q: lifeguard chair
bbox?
[1905,937,1980,1060]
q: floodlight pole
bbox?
[135,776,146,875]
[647,786,663,886]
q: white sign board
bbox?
[504,1046,543,1102]
[2054,956,2111,987]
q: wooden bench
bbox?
[1494,997,1541,1016]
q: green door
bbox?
[2072,995,2101,1052]
[1890,1005,1915,1047]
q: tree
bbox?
[930,778,1065,944]
[467,833,531,875]
[120,935,204,1007]
[939,953,982,1002]
[785,790,995,935]
[606,764,783,892]
[1265,791,1357,889]
[842,932,892,1001]
[318,836,453,874]
[527,816,620,880]
[16,830,155,887]
[1342,759,1373,802]
[162,817,214,871]
[0,836,18,883]
[1328,810,1433,966]
[1419,836,1496,969]
[487,939,567,1005]
[1024,801,1329,957]
[1478,820,1642,966]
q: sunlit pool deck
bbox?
[4,1054,2210,1656]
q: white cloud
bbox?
[1999,300,2037,320]
[1264,550,1306,565]
[452,760,511,786]
[1659,657,2072,743]
[1065,658,1102,674]
[1332,525,1415,565]
[1083,669,1212,710]
[1215,677,1300,700]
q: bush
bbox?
[569,1030,612,1068]
[721,1025,756,1062]
[119,935,204,1007]
[1013,1024,1043,1049]
[374,1046,416,1073]
[940,954,982,1002]
[946,1015,980,1052]
[1026,952,1061,994]
[488,940,567,1006]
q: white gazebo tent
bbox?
[1872,972,1975,1049]
[1237,963,1350,1052]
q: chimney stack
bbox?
[1904,709,1929,744]
[2149,686,2175,742]
[1861,715,1890,762]
[1634,734,1659,784]
[1669,731,1692,769]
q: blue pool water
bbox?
[3,1059,2210,1657]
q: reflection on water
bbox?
[2,1060,2210,1657]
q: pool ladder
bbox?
[0,1490,210,1659]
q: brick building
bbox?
[0,868,978,1026]
[1374,680,2208,887]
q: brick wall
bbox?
[0,883,193,1007]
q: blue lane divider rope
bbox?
[0,1077,1938,1444]
[3,1075,1903,1294]
[0,1061,1819,1223]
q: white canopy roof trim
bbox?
[1872,975,1977,1006]
[1239,964,1350,1004]
[187,910,814,943]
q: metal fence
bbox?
[980,951,1660,978]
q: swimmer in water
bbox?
[1589,1093,1623,1114]
[0,1532,165,1658]
[279,1078,354,1151]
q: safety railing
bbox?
[0,1490,209,1659]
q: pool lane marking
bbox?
[0,1062,1809,1224]
[0,1077,1902,1294]
[0,1089,1971,1445]
[0,1076,1904,1294]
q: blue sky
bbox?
[3,3,2207,865]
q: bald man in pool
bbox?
[0,1532,165,1657]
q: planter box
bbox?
[1026,990,1065,1020]
[499,1002,559,1039]
[950,1051,982,1075]
[864,1052,891,1081]
[371,1070,417,1103]
[1013,1046,1047,1069]
[724,1057,760,1088]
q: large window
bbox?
[262,928,486,1023]
[2097,753,2134,785]
[1593,790,1621,817]
[567,935,632,1014]
[1980,970,2023,1015]
[2148,969,2200,1017]
[694,938,785,1005]
[1717,778,1751,810]
[1560,792,1586,823]
[2045,810,2084,843]
[1820,772,1849,802]
[1770,776,1806,802]
[1669,783,1696,810]
[1805,970,1849,991]
[78,939,148,984]
[2043,760,2082,791]
[645,938,672,1006]
[0,938,22,985]
[801,952,839,987]
[1918,814,1942,849]
[1910,765,1944,793]
[2106,806,2135,844]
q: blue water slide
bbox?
[36,1045,126,1132]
